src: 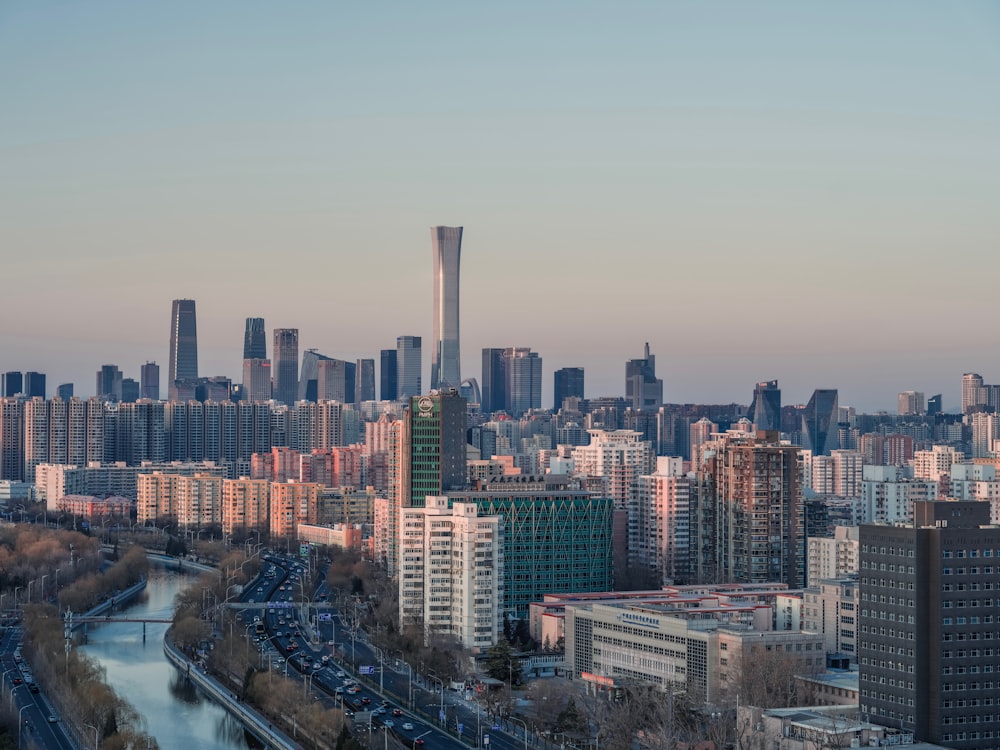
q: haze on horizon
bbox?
[1,2,998,413]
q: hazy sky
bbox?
[2,2,998,412]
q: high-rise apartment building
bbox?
[396,336,422,400]
[140,362,160,400]
[379,349,397,402]
[692,430,804,588]
[553,367,584,410]
[505,347,542,416]
[430,225,463,391]
[962,373,986,414]
[625,343,663,411]
[272,328,299,406]
[243,317,266,360]
[748,379,781,432]
[168,299,199,391]
[0,398,24,481]
[481,348,507,414]
[859,500,1000,749]
[634,456,691,585]
[398,497,503,650]
[802,388,839,455]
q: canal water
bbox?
[79,567,251,749]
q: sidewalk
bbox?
[162,632,300,750]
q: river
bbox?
[79,567,251,749]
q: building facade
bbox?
[430,225,463,391]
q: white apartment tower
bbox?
[398,496,503,651]
[633,456,690,585]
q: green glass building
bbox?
[447,489,614,619]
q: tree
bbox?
[484,638,522,685]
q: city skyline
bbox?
[2,3,999,411]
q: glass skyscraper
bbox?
[168,299,198,386]
[430,225,463,391]
[243,317,266,360]
[272,328,299,406]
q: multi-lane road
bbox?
[237,553,530,750]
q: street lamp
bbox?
[14,586,21,612]
[508,715,529,750]
[40,575,48,602]
[18,704,30,748]
[85,721,100,750]
[427,674,445,725]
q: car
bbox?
[12,678,22,685]
[383,719,394,728]
[381,699,390,706]
[335,687,344,694]
[28,683,39,693]
[413,739,425,746]
[48,715,58,723]
[393,709,403,717]
[402,722,414,731]
[351,699,363,709]
[361,697,371,705]
[336,670,346,678]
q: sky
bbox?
[1,2,998,412]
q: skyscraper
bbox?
[23,372,45,399]
[243,317,266,360]
[56,383,74,400]
[272,328,299,406]
[801,389,839,455]
[430,225,463,391]
[1,372,22,397]
[481,348,507,414]
[748,379,781,431]
[505,347,542,416]
[401,390,467,508]
[897,390,925,416]
[96,365,124,402]
[168,299,199,386]
[553,367,584,410]
[242,359,272,402]
[380,349,398,402]
[140,362,160,400]
[356,358,375,403]
[625,343,663,411]
[396,336,422,399]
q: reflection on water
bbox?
[80,568,251,749]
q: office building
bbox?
[272,328,299,406]
[898,390,925,416]
[23,372,45,399]
[379,349,397,402]
[401,391,467,508]
[1,373,22,398]
[57,383,74,400]
[355,358,375,403]
[748,379,781,432]
[927,394,943,415]
[398,496,503,650]
[481,348,507,414]
[242,359,272,402]
[505,347,542,416]
[168,299,199,392]
[243,317,266,360]
[140,362,160,400]
[692,430,804,588]
[553,367,584,411]
[316,358,355,403]
[802,388,839,455]
[625,343,663,411]
[96,365,123,402]
[448,487,614,619]
[430,225,463,391]
[859,500,1000,749]
[396,336,422,400]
